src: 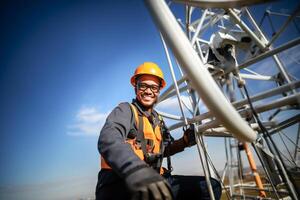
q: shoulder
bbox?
[117,102,131,110]
[106,102,132,121]
[107,102,133,122]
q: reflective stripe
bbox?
[130,104,139,129]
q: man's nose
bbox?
[144,87,152,93]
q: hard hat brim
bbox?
[130,74,166,89]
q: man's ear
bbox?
[134,86,137,95]
[134,80,139,95]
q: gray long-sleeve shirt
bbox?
[98,100,186,187]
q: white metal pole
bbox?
[145,0,257,142]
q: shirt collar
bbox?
[132,98,155,118]
[132,99,161,127]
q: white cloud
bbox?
[157,96,191,111]
[76,107,105,122]
[156,95,206,117]
[67,106,109,136]
[157,95,206,114]
[156,95,208,135]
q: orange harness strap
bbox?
[100,104,164,174]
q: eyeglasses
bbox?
[137,83,160,93]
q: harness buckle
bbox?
[145,152,162,164]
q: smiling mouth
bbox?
[142,95,153,100]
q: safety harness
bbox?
[130,103,164,173]
[101,103,172,174]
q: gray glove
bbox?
[125,166,173,200]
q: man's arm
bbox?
[161,121,185,157]
[163,124,197,157]
[98,102,147,177]
[164,135,186,157]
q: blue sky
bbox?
[0,0,299,199]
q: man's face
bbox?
[136,75,161,109]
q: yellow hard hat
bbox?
[130,62,166,88]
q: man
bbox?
[96,62,221,200]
